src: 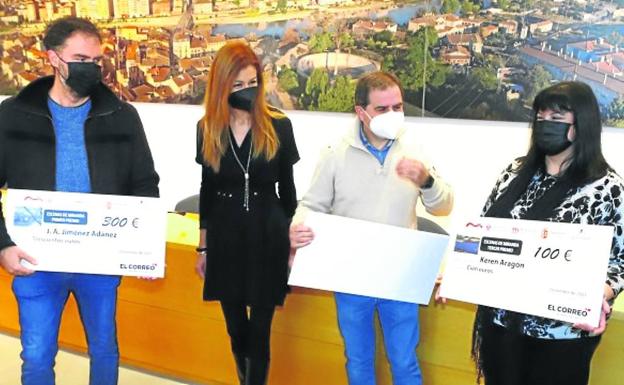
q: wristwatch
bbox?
[421,175,435,189]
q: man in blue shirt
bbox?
[291,72,454,385]
[0,17,159,385]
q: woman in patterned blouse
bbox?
[471,81,624,385]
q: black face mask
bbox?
[228,86,258,111]
[533,120,573,156]
[57,56,102,98]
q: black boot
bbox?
[234,353,246,385]
[244,357,269,385]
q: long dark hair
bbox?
[519,81,610,184]
[486,82,611,218]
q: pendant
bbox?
[244,173,250,212]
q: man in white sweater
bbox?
[290,71,453,385]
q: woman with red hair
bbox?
[194,41,299,385]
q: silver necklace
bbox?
[229,132,252,211]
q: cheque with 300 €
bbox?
[4,189,166,278]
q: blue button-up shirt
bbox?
[359,126,394,165]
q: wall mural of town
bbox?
[2,0,624,126]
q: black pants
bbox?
[481,322,601,385]
[221,302,275,361]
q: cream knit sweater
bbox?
[293,119,454,229]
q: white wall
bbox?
[4,96,624,227]
[136,103,624,224]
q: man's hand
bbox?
[396,157,430,187]
[0,246,37,276]
[289,224,314,249]
[434,274,447,305]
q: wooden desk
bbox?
[1,242,622,384]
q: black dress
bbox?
[195,116,299,307]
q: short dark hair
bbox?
[354,71,404,108]
[521,81,610,184]
[43,16,101,51]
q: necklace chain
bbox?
[229,133,252,212]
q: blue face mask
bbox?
[534,120,573,156]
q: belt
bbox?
[214,188,275,200]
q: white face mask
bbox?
[364,110,405,140]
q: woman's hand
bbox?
[573,298,611,335]
[289,224,314,249]
[574,285,614,335]
[195,251,207,280]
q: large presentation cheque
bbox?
[5,189,167,278]
[439,217,613,327]
[288,212,449,304]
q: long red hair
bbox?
[201,41,282,171]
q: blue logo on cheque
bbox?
[43,210,88,225]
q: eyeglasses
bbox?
[55,52,104,66]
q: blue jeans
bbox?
[12,272,121,385]
[335,293,422,385]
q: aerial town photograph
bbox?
[1,0,624,125]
